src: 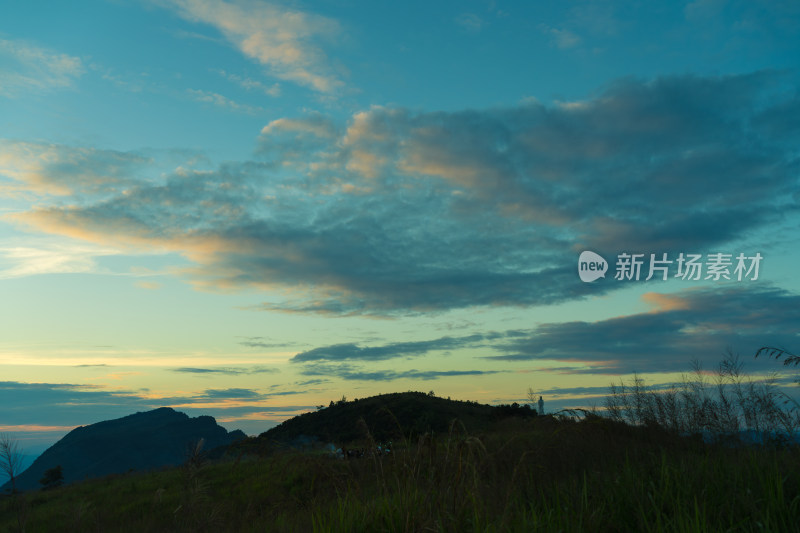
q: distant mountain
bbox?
[236,391,536,453]
[3,407,245,492]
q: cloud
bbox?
[293,379,328,387]
[261,113,338,139]
[539,25,582,49]
[0,140,150,197]
[0,39,84,97]
[292,286,800,380]
[0,239,120,279]
[0,381,155,427]
[11,72,800,314]
[171,366,279,375]
[136,280,162,290]
[162,0,344,93]
[258,113,339,165]
[455,13,484,33]
[291,334,489,362]
[299,363,504,382]
[238,337,300,349]
[216,69,281,96]
[0,381,315,448]
[186,88,263,114]
[535,385,620,397]
[200,388,265,400]
[641,292,692,312]
[0,381,303,425]
[566,2,622,37]
[488,286,800,374]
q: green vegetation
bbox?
[606,352,800,441]
[38,466,63,491]
[236,391,535,455]
[2,410,798,531]
[2,354,798,532]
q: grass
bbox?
[2,413,799,532]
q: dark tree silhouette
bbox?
[0,433,24,493]
[39,465,63,490]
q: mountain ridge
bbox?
[3,407,245,492]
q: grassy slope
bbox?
[2,397,799,532]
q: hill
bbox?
[238,391,536,453]
[3,407,245,492]
[2,409,798,532]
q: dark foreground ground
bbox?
[2,412,799,532]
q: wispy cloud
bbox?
[171,366,280,375]
[293,379,328,387]
[299,363,504,382]
[291,334,490,363]
[239,336,300,349]
[162,0,344,93]
[136,280,162,290]
[455,13,484,33]
[186,88,263,113]
[0,39,84,97]
[200,388,265,400]
[539,24,582,49]
[216,69,281,96]
[0,239,120,279]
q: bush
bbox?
[604,351,800,442]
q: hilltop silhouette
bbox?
[3,407,245,492]
[236,391,536,454]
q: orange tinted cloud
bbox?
[641,292,691,312]
[0,424,77,432]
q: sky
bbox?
[1,0,799,462]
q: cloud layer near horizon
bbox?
[6,71,800,314]
[286,286,800,377]
[0,380,311,428]
[490,286,800,374]
[3,284,798,439]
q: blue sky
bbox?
[1,0,799,461]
